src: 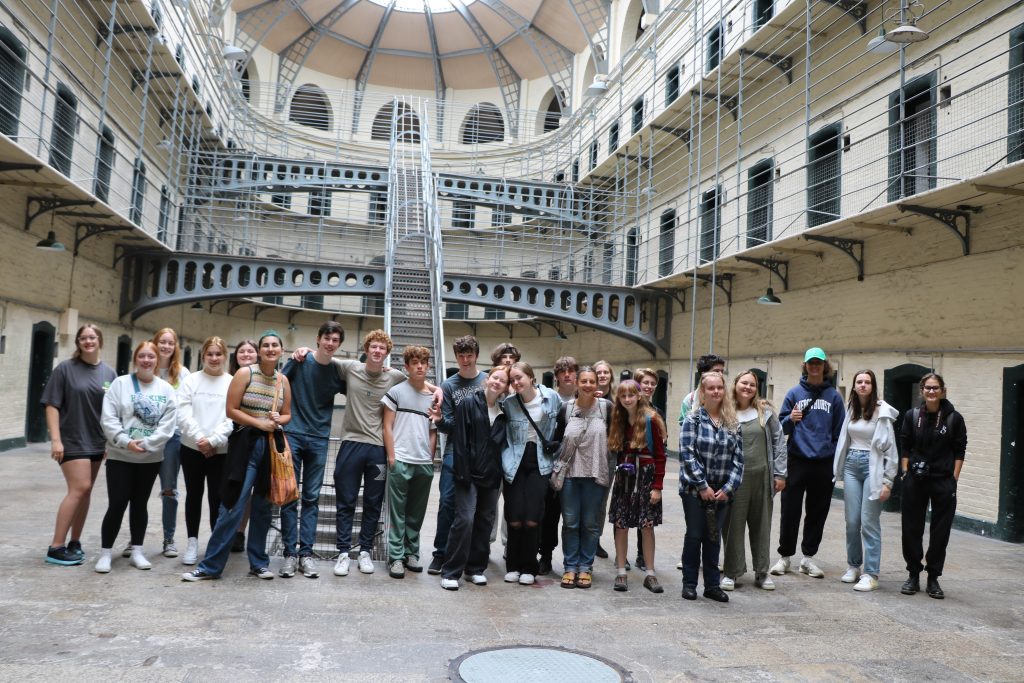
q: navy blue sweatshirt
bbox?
[779,378,845,460]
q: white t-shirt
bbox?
[737,407,758,424]
[848,418,875,451]
[524,393,544,445]
[381,380,436,465]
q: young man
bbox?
[428,335,487,575]
[771,347,845,579]
[382,346,438,578]
[678,354,726,423]
[490,342,521,369]
[537,356,578,575]
[277,321,347,579]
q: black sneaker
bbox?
[704,587,729,603]
[182,569,216,582]
[901,573,920,595]
[46,546,83,566]
[538,558,552,576]
[427,556,444,575]
[67,540,84,561]
[926,575,944,599]
[595,544,609,559]
[231,532,245,553]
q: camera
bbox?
[909,460,930,478]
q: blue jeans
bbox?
[432,450,456,560]
[280,432,329,557]
[334,441,387,554]
[159,433,182,542]
[560,478,607,572]
[681,493,729,589]
[844,449,883,576]
[197,438,272,575]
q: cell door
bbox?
[25,321,56,442]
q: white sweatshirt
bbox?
[101,374,177,464]
[177,370,234,454]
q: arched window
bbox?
[542,92,562,133]
[460,103,504,144]
[625,227,639,286]
[49,84,78,177]
[95,126,115,202]
[658,209,675,277]
[0,27,27,138]
[371,101,420,143]
[240,65,251,102]
[289,84,332,131]
[130,159,147,226]
[619,0,647,58]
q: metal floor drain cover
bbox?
[450,645,630,682]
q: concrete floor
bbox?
[2,442,1022,682]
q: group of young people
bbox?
[41,323,966,602]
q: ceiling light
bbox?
[191,302,204,310]
[287,323,298,332]
[222,44,247,63]
[887,23,929,43]
[757,287,782,305]
[866,28,899,54]
[586,76,609,97]
[35,231,66,252]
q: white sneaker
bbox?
[440,577,459,591]
[721,576,736,591]
[469,574,488,586]
[853,574,878,592]
[279,556,297,578]
[95,549,112,574]
[404,555,423,573]
[182,537,199,566]
[770,556,791,575]
[129,546,152,570]
[504,571,521,583]
[756,574,776,591]
[358,551,375,574]
[841,566,860,583]
[300,556,319,578]
[162,540,178,558]
[388,559,405,579]
[519,573,535,585]
[799,556,824,578]
[334,555,351,576]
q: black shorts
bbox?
[60,452,104,463]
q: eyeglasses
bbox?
[922,386,942,392]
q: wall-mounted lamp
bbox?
[866,28,899,54]
[35,231,66,252]
[190,302,204,310]
[757,287,782,305]
[867,1,929,53]
[586,75,610,97]
[157,138,174,150]
[222,44,248,63]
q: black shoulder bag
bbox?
[516,393,561,457]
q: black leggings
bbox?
[180,446,226,538]
[503,444,548,574]
[100,459,161,548]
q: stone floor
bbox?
[1,442,1022,682]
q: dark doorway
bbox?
[998,363,1024,541]
[883,362,932,511]
[25,321,56,442]
[541,371,554,389]
[653,370,669,418]
[116,334,132,376]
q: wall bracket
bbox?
[700,92,738,121]
[75,224,133,256]
[131,69,180,92]
[692,272,734,306]
[734,256,789,290]
[898,203,976,255]
[821,0,868,34]
[739,49,793,84]
[804,235,864,281]
[25,197,96,232]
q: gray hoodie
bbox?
[833,400,899,500]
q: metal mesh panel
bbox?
[807,126,841,228]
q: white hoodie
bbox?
[833,400,899,500]
[101,374,177,464]
[177,370,234,454]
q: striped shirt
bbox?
[240,368,279,419]
[678,407,744,497]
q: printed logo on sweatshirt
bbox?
[796,398,834,413]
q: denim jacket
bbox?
[499,385,562,482]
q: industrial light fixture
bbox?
[868,1,929,52]
[35,230,66,252]
[157,138,173,150]
[887,23,929,43]
[757,287,782,305]
[190,301,204,310]
[640,186,656,198]
[586,75,610,97]
[287,322,298,332]
[866,28,899,54]
[556,329,568,341]
[222,44,247,63]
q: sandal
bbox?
[613,574,627,592]
[575,571,593,589]
[643,575,664,594]
[560,571,577,588]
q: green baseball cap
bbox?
[804,347,827,362]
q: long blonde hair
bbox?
[153,327,183,386]
[696,371,738,430]
[732,370,776,427]
[608,380,665,451]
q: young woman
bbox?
[96,341,177,573]
[631,367,663,571]
[42,325,117,565]
[899,373,967,600]
[439,366,509,590]
[594,360,615,399]
[498,362,562,586]
[608,380,667,593]
[152,328,190,559]
[183,331,291,581]
[678,371,744,602]
[176,336,235,565]
[229,339,258,552]
[555,367,612,589]
[722,371,786,591]
[833,369,899,592]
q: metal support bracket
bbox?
[692,272,734,306]
[665,287,688,312]
[96,21,156,47]
[0,162,42,174]
[701,92,738,121]
[616,153,652,168]
[898,203,977,256]
[734,256,789,290]
[113,244,133,268]
[821,0,867,34]
[75,224,133,256]
[804,235,864,281]
[25,197,96,232]
[131,69,180,92]
[652,125,690,144]
[739,49,793,84]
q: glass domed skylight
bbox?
[368,0,459,13]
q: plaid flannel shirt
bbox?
[678,407,744,497]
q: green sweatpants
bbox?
[387,460,434,562]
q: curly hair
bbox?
[362,329,393,354]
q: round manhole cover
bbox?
[450,645,631,683]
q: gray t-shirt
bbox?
[335,360,405,445]
[40,359,117,456]
[381,380,436,465]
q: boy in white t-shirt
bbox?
[382,346,438,578]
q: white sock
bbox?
[617,567,627,577]
[646,569,656,577]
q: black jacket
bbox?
[452,390,506,489]
[900,398,967,478]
